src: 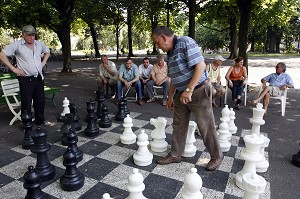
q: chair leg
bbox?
[282,98,286,116]
[9,111,21,125]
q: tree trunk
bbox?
[228,13,238,59]
[151,15,159,54]
[237,0,252,68]
[188,0,196,39]
[115,24,120,62]
[127,7,134,57]
[269,27,276,53]
[90,23,100,58]
[57,27,72,73]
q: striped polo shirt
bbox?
[167,36,206,91]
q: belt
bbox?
[194,79,208,90]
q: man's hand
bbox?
[125,81,131,88]
[13,68,26,76]
[166,97,174,110]
[279,85,287,90]
[180,91,192,104]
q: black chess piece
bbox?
[84,100,100,137]
[66,126,83,162]
[95,87,105,118]
[30,127,56,182]
[292,142,300,167]
[23,165,50,199]
[59,113,73,146]
[21,110,34,149]
[98,104,112,128]
[69,103,82,131]
[122,97,130,115]
[60,147,85,191]
[115,98,126,121]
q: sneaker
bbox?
[138,99,143,106]
[162,101,167,106]
[146,98,155,103]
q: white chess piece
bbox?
[228,108,237,135]
[133,130,153,166]
[102,193,113,199]
[149,117,168,152]
[218,110,231,152]
[235,134,265,190]
[61,97,70,117]
[120,114,136,145]
[126,168,147,199]
[242,173,267,199]
[182,168,203,199]
[183,121,197,157]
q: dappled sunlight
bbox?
[61,84,70,87]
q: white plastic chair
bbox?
[224,80,247,106]
[258,85,287,116]
[1,79,21,125]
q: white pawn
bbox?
[150,117,168,152]
[182,168,203,199]
[61,97,70,117]
[218,120,231,152]
[133,130,153,166]
[228,108,237,135]
[102,193,113,199]
[120,114,136,145]
[242,173,266,199]
[126,168,147,199]
[183,121,197,157]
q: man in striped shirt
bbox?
[152,26,223,171]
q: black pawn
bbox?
[98,104,112,128]
[59,113,73,146]
[66,127,83,162]
[115,99,126,121]
[122,97,130,115]
[60,147,85,191]
[292,142,300,167]
[21,110,34,149]
[30,127,56,181]
[95,87,105,118]
[84,100,100,137]
[69,103,82,131]
[23,166,50,199]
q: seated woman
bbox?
[225,57,248,109]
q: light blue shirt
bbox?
[119,63,139,81]
[3,38,50,80]
[263,72,294,87]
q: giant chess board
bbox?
[0,112,270,199]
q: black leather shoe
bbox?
[157,153,182,165]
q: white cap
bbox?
[214,55,226,61]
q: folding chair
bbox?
[122,86,137,102]
[1,79,21,125]
[153,86,163,100]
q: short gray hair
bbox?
[152,26,174,36]
[277,62,286,72]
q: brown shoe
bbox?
[138,99,143,106]
[157,153,182,165]
[205,154,224,171]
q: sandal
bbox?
[234,104,240,110]
[236,99,241,105]
[248,100,257,107]
[147,98,155,103]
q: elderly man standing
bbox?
[248,62,294,114]
[0,25,50,125]
[98,54,118,97]
[152,26,223,171]
[116,57,143,106]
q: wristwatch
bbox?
[185,87,193,93]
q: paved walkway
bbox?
[0,55,299,198]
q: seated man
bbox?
[97,54,118,97]
[146,55,170,106]
[116,57,143,106]
[138,57,153,98]
[248,62,294,113]
[207,55,226,107]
